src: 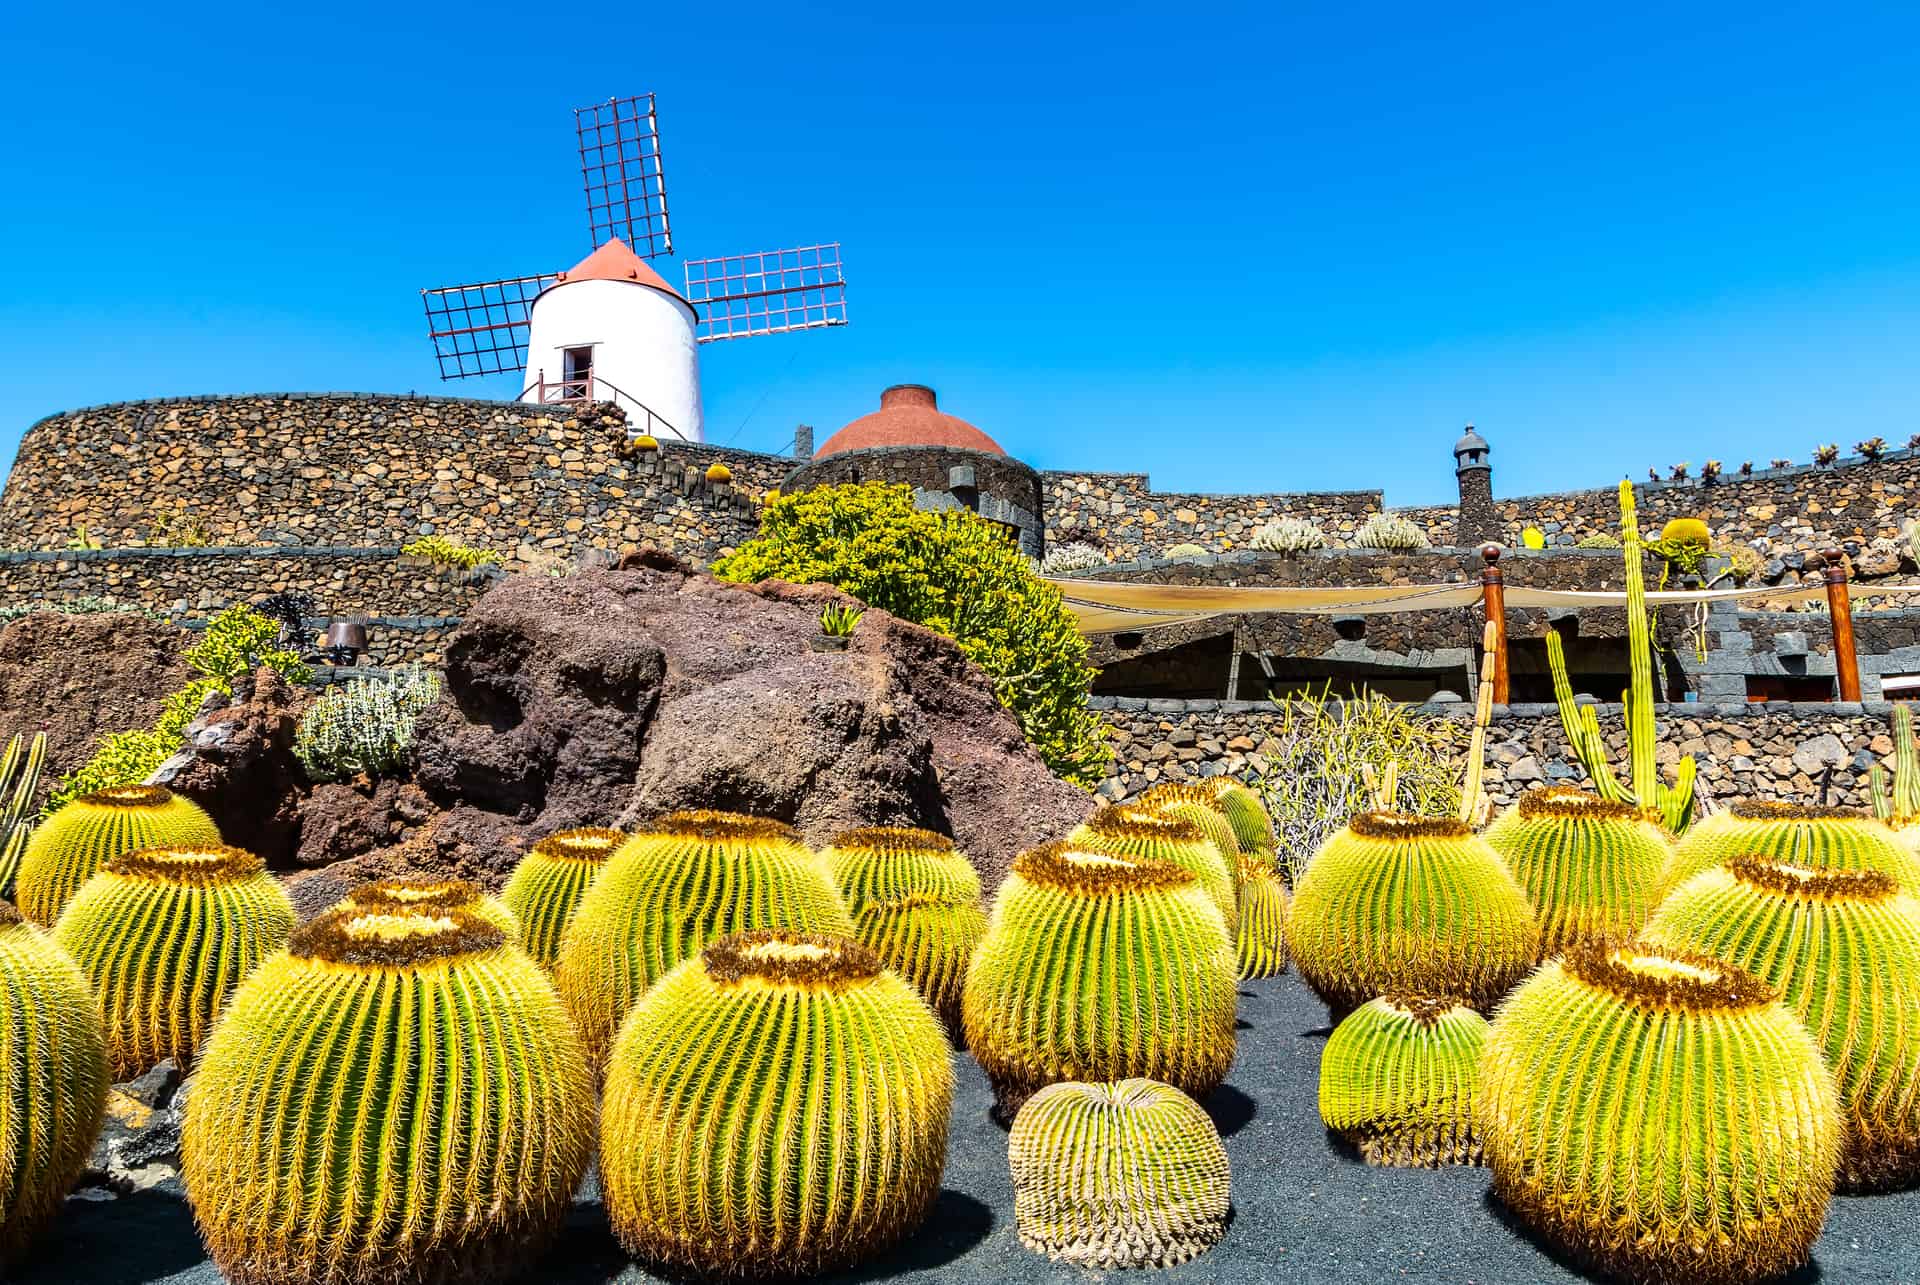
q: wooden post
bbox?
[1823,548,1862,702]
[1480,543,1510,704]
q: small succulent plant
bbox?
[1163,542,1207,560]
[819,602,865,637]
[1668,462,1690,481]
[1701,459,1721,481]
[1247,517,1328,552]
[1352,513,1431,551]
[1857,437,1888,460]
[1814,443,1840,466]
[1037,541,1108,574]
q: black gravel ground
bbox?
[31,971,1920,1284]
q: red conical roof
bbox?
[815,385,1004,458]
[546,236,686,302]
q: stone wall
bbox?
[1093,696,1899,814]
[1042,472,1382,561]
[0,393,786,562]
[786,445,1044,555]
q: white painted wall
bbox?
[521,278,704,442]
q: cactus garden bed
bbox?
[31,967,1920,1285]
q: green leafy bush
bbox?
[714,484,1109,786]
[402,535,502,571]
[294,666,441,782]
[48,606,311,811]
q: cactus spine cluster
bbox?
[16,785,220,926]
[1132,782,1241,872]
[0,732,47,898]
[554,810,853,1066]
[0,900,108,1266]
[1234,852,1289,979]
[338,875,519,936]
[1319,994,1488,1167]
[823,827,986,1031]
[1482,785,1674,957]
[1479,941,1841,1285]
[1008,1078,1231,1269]
[1071,805,1238,934]
[1644,856,1920,1192]
[53,844,294,1078]
[1662,800,1920,896]
[962,842,1236,1114]
[181,902,593,1285]
[500,827,624,968]
[600,929,952,1277]
[1287,813,1539,1015]
[1546,479,1697,833]
[1208,778,1277,855]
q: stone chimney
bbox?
[1453,424,1495,547]
[792,424,814,460]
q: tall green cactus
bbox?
[1868,703,1920,827]
[1545,479,1697,833]
[0,734,46,899]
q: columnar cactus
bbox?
[1071,805,1237,933]
[1133,782,1241,871]
[1662,800,1920,896]
[823,827,986,1031]
[181,903,594,1285]
[1644,856,1920,1192]
[500,827,624,968]
[338,875,518,936]
[1287,813,1539,1015]
[1207,778,1277,854]
[53,844,294,1077]
[600,929,952,1277]
[962,842,1236,1114]
[16,785,220,926]
[1235,852,1288,980]
[0,900,108,1267]
[1480,941,1841,1285]
[1482,785,1674,957]
[554,810,853,1066]
[1008,1078,1231,1269]
[1319,994,1488,1167]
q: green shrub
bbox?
[714,484,1109,785]
[1036,541,1107,575]
[1247,517,1327,552]
[1352,513,1432,550]
[294,666,441,782]
[402,534,501,571]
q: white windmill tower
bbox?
[421,94,847,442]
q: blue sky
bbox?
[2,2,1917,504]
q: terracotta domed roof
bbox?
[814,385,1004,458]
[540,236,686,303]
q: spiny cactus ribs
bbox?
[0,900,109,1267]
[1235,852,1288,980]
[1663,800,1920,896]
[1071,804,1238,934]
[338,875,518,935]
[54,843,294,1078]
[1644,855,1920,1192]
[16,785,220,926]
[1479,940,1841,1285]
[1008,1078,1231,1269]
[600,929,952,1278]
[1483,785,1673,958]
[555,810,853,1066]
[962,842,1236,1116]
[1319,994,1487,1167]
[1288,812,1538,1015]
[826,826,986,1031]
[500,827,624,969]
[181,902,593,1285]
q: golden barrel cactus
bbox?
[1482,785,1673,957]
[601,929,952,1277]
[1480,941,1841,1285]
[1008,1078,1230,1269]
[554,810,853,1066]
[1207,778,1276,854]
[1644,855,1920,1192]
[823,827,986,1031]
[1319,994,1487,1167]
[16,785,220,926]
[53,844,294,1078]
[1287,813,1539,1015]
[962,842,1236,1114]
[1132,782,1241,871]
[1663,800,1920,896]
[1071,805,1237,933]
[1235,852,1288,980]
[337,875,518,936]
[181,903,593,1285]
[0,900,108,1267]
[499,827,623,968]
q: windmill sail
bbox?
[577,94,672,257]
[684,244,848,343]
[420,273,556,380]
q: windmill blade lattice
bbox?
[577,94,672,257]
[420,273,557,380]
[684,244,848,344]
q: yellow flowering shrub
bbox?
[714,484,1108,786]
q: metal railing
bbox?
[521,371,685,442]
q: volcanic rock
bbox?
[151,668,310,862]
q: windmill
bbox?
[420,93,847,443]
